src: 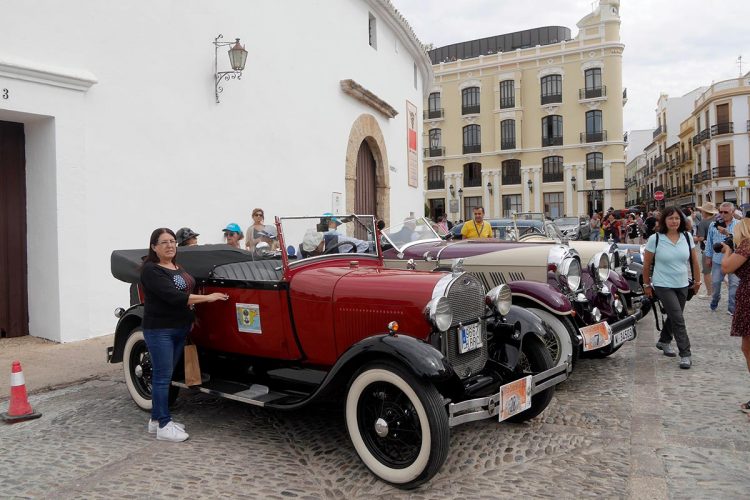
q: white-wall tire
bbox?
[528,307,574,369]
[123,328,153,411]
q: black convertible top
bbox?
[111,244,257,284]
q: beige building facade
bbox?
[423,0,626,221]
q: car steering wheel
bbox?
[323,241,358,254]
[518,227,545,240]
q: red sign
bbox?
[654,191,665,201]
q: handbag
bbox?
[652,232,695,301]
[184,342,202,386]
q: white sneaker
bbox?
[148,419,185,434]
[156,421,189,442]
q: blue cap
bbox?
[223,222,242,233]
[322,212,342,225]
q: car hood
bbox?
[385,239,541,261]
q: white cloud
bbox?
[392,0,749,131]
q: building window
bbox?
[427,92,442,119]
[427,129,442,157]
[463,196,483,221]
[463,162,482,187]
[463,124,481,154]
[368,13,377,49]
[427,166,445,190]
[583,110,604,142]
[462,87,480,114]
[499,80,515,108]
[544,192,564,218]
[429,198,445,221]
[502,194,522,217]
[501,159,521,185]
[586,152,603,179]
[583,68,603,98]
[542,115,563,146]
[540,74,562,104]
[500,119,516,150]
[542,156,564,182]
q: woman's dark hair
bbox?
[145,228,178,265]
[658,206,687,234]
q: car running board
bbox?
[172,378,302,407]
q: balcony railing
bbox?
[653,125,662,138]
[423,108,444,120]
[543,171,564,182]
[666,187,679,198]
[712,166,735,178]
[427,179,445,190]
[502,175,521,185]
[499,97,515,109]
[542,136,563,147]
[423,147,445,158]
[653,155,664,167]
[463,144,481,154]
[500,139,516,150]
[579,86,607,99]
[710,122,734,136]
[693,170,712,184]
[580,131,607,143]
[462,105,480,115]
[541,93,562,105]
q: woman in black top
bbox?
[141,228,228,442]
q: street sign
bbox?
[654,191,664,201]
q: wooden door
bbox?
[0,121,28,337]
[354,140,377,239]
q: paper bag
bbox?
[184,344,202,386]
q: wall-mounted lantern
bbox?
[214,34,248,103]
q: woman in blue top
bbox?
[641,207,702,369]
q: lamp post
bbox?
[487,181,493,196]
[527,179,533,193]
[458,188,464,220]
[570,176,577,216]
[214,34,248,103]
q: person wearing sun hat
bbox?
[322,212,343,235]
[694,202,717,298]
[175,227,199,247]
[222,222,244,248]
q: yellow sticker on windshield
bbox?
[236,303,262,334]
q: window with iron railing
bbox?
[582,68,604,99]
[426,92,443,119]
[583,110,604,142]
[586,152,603,179]
[462,87,480,115]
[499,80,515,109]
[542,156,564,182]
[427,166,444,190]
[540,74,562,104]
[500,119,516,150]
[463,124,481,154]
[541,115,563,146]
[502,160,521,185]
[463,162,482,187]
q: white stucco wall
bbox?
[0,0,432,342]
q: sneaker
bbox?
[679,357,692,369]
[148,419,185,434]
[656,342,677,357]
[156,421,189,442]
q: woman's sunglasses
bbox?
[225,231,237,237]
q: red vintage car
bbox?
[107,215,568,489]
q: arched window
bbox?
[542,156,563,182]
[583,68,603,98]
[500,120,515,150]
[542,115,563,146]
[427,92,442,119]
[462,87,480,114]
[499,80,515,109]
[586,152,603,179]
[540,74,562,104]
[427,166,444,190]
[501,159,521,185]
[463,124,481,154]
[584,110,604,142]
[427,129,443,157]
[463,162,482,187]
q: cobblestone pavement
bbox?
[1,296,748,499]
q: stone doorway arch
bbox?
[345,114,390,225]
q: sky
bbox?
[391,0,749,132]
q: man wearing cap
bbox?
[176,228,199,247]
[222,223,244,249]
[694,202,717,298]
[322,212,343,235]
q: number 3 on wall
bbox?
[1,89,8,99]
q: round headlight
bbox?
[424,296,453,332]
[559,257,582,292]
[591,307,602,322]
[588,252,610,284]
[614,298,624,314]
[486,284,512,316]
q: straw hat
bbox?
[697,202,717,215]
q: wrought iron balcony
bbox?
[541,93,562,105]
[423,147,445,158]
[712,166,735,178]
[710,122,733,136]
[542,136,563,147]
[499,97,515,109]
[543,171,564,182]
[502,175,522,185]
[464,177,482,188]
[579,86,607,99]
[427,179,445,190]
[500,139,516,150]
[653,125,662,138]
[423,108,444,120]
[653,155,664,167]
[699,128,710,142]
[462,105,480,115]
[693,170,712,184]
[667,187,679,198]
[580,131,607,143]
[463,144,481,154]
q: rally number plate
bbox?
[498,375,532,422]
[579,321,612,351]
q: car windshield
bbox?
[279,215,378,262]
[554,217,580,226]
[382,217,442,251]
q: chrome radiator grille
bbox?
[445,273,488,378]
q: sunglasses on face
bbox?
[719,211,731,214]
[225,231,237,237]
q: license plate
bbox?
[579,322,612,351]
[458,322,482,354]
[613,326,635,347]
[498,375,532,422]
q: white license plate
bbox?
[613,326,635,347]
[498,375,532,422]
[458,323,482,354]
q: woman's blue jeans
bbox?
[143,326,189,427]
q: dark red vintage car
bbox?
[107,215,568,489]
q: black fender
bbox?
[623,261,644,295]
[108,304,144,363]
[487,305,554,371]
[266,333,455,410]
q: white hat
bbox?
[302,230,324,252]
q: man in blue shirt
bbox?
[705,202,739,314]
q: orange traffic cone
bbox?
[1,361,42,422]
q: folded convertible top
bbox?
[110,244,257,283]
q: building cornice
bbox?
[340,79,398,118]
[0,56,97,91]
